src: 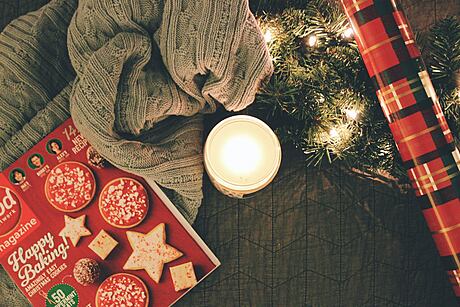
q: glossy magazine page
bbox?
[0,118,220,307]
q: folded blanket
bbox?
[0,0,273,222]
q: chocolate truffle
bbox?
[73,258,101,286]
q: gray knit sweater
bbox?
[0,0,273,222]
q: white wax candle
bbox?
[204,115,282,198]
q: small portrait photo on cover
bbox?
[9,168,26,185]
[28,153,45,170]
[47,139,63,155]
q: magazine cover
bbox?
[0,118,220,307]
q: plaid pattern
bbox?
[341,0,460,298]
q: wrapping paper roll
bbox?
[339,0,460,300]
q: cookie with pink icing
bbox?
[96,273,149,307]
[99,177,149,228]
[45,161,96,212]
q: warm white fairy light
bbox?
[308,34,317,47]
[329,128,339,139]
[342,27,354,39]
[264,28,273,43]
[345,109,359,120]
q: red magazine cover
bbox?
[0,118,220,307]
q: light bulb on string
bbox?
[318,94,325,104]
[308,34,317,47]
[264,28,273,43]
[342,27,354,39]
[329,128,339,139]
[345,109,359,120]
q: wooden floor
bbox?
[0,1,459,306]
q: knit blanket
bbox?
[0,0,273,222]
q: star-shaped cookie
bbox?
[123,223,183,283]
[58,214,91,246]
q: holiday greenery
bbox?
[251,0,460,178]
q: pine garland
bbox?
[426,17,460,137]
[251,0,460,179]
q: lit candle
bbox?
[204,115,282,198]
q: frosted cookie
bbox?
[96,273,149,307]
[170,262,198,292]
[99,177,149,228]
[123,223,183,283]
[89,230,118,260]
[58,214,91,246]
[45,161,96,212]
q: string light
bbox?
[264,28,273,43]
[307,34,317,47]
[342,27,354,39]
[329,128,339,139]
[345,109,359,120]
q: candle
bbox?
[204,115,282,198]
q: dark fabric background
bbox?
[0,1,459,306]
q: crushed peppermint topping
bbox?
[45,162,95,212]
[97,273,148,307]
[99,178,148,228]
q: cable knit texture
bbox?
[0,0,273,222]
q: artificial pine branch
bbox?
[424,17,460,141]
[251,0,459,179]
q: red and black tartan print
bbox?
[340,0,460,299]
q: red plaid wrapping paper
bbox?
[340,0,460,300]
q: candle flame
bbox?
[221,135,262,176]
